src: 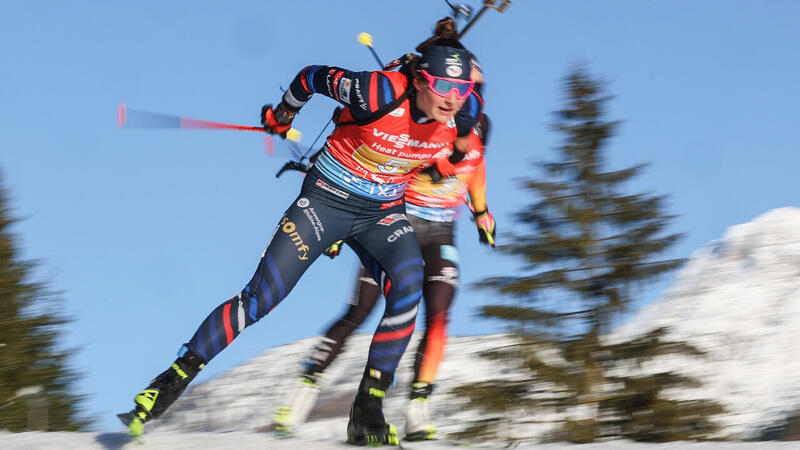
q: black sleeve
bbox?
[281,66,404,122]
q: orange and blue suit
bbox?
[303,126,489,386]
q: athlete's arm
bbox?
[468,156,495,247]
[280,66,406,122]
[455,83,483,138]
[466,157,488,213]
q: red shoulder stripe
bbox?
[332,71,343,102]
[299,67,312,94]
[391,75,404,98]
[369,72,378,113]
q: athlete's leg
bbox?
[120,192,346,435]
[305,266,382,375]
[350,231,423,375]
[346,212,424,446]
[272,266,382,434]
[413,243,458,385]
[405,218,458,441]
[187,196,341,362]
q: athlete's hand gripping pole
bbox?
[262,102,314,177]
[473,209,496,247]
[261,103,299,138]
[268,102,339,178]
[118,103,302,140]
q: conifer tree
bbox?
[451,67,722,443]
[0,172,87,431]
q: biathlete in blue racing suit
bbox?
[119,40,481,446]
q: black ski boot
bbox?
[117,346,205,437]
[346,368,400,447]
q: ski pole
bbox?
[444,0,474,24]
[117,103,302,142]
[357,32,384,68]
[358,1,511,73]
[458,0,511,39]
[274,115,334,178]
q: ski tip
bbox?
[357,32,374,47]
[117,412,134,426]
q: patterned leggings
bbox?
[304,215,457,384]
[185,169,423,374]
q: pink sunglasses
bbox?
[419,70,475,99]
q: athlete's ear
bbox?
[412,76,425,92]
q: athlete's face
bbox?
[413,77,467,123]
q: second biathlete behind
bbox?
[272,114,496,441]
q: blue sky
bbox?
[2,1,799,432]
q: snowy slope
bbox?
[132,207,800,442]
[612,207,800,439]
[13,207,794,449]
[2,431,796,450]
[145,207,800,442]
[147,333,526,441]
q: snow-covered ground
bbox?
[1,431,798,450]
[147,333,534,439]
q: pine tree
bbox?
[451,67,722,443]
[0,172,87,431]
